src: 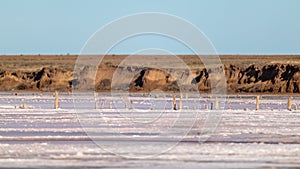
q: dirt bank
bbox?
[1,63,300,94]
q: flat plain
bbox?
[0,93,299,168]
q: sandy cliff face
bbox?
[224,64,300,93]
[129,68,177,91]
[128,64,300,93]
[0,67,72,91]
[0,64,300,93]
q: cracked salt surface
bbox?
[0,93,299,168]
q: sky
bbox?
[0,0,300,55]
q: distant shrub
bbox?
[105,61,112,66]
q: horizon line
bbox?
[1,53,300,56]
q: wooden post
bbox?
[256,95,260,110]
[172,95,177,110]
[228,102,232,110]
[179,95,183,110]
[294,104,298,111]
[54,91,59,109]
[124,101,127,109]
[101,101,105,109]
[19,103,26,109]
[294,104,298,110]
[130,100,133,109]
[95,101,98,109]
[94,92,98,109]
[215,97,219,110]
[109,102,113,109]
[175,93,183,110]
[287,96,292,111]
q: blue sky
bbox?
[0,0,300,54]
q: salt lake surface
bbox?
[0,92,299,168]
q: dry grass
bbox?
[1,54,300,71]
